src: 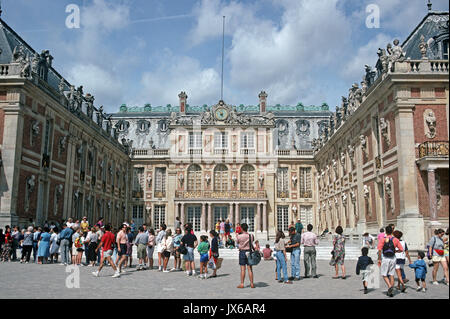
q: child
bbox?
[197,235,210,279]
[225,235,235,249]
[409,251,427,292]
[356,247,374,294]
[263,244,273,261]
[254,240,261,252]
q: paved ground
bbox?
[0,259,448,299]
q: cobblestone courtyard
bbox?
[0,259,448,299]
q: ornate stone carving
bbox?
[350,189,356,203]
[348,144,355,165]
[136,119,150,134]
[363,185,370,199]
[376,48,389,76]
[58,78,65,95]
[232,174,238,186]
[424,110,436,139]
[56,184,64,201]
[291,174,297,187]
[205,174,211,186]
[26,175,36,193]
[259,174,264,188]
[340,152,346,166]
[360,135,367,155]
[387,39,406,72]
[364,64,377,87]
[178,173,184,187]
[419,35,428,59]
[13,45,26,62]
[385,176,394,211]
[380,117,390,145]
[31,120,40,137]
[85,94,94,120]
[59,135,68,155]
[296,120,310,136]
[341,193,347,206]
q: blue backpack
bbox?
[382,237,395,257]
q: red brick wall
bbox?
[417,167,449,218]
[22,114,42,154]
[437,169,449,218]
[52,130,68,165]
[413,104,448,144]
[384,170,400,218]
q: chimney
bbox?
[178,91,188,114]
[259,91,268,113]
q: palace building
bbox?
[0,9,448,248]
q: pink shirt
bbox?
[377,233,385,243]
[148,234,155,246]
[301,231,319,247]
[236,233,254,251]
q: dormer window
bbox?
[442,39,449,60]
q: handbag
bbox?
[434,249,444,256]
[207,256,216,269]
[178,243,187,255]
[246,234,261,266]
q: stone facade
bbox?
[0,18,131,229]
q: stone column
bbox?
[235,203,240,225]
[427,169,437,221]
[256,203,262,232]
[0,103,22,228]
[262,203,267,238]
[207,203,212,231]
[229,203,234,225]
[394,103,424,251]
[167,165,177,228]
[180,202,185,228]
[201,203,206,232]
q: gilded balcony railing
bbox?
[418,141,449,158]
[175,190,267,200]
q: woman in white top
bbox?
[161,229,174,273]
[49,228,60,263]
[393,230,411,292]
[85,227,99,266]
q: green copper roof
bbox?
[118,102,329,113]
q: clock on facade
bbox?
[215,107,229,121]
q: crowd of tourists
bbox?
[0,217,448,296]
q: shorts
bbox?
[126,243,132,256]
[137,244,147,259]
[118,244,127,257]
[361,269,371,282]
[103,250,113,258]
[395,258,405,270]
[163,251,171,258]
[157,243,165,254]
[183,247,194,261]
[225,232,230,237]
[173,248,180,258]
[432,255,445,262]
[220,230,225,234]
[444,250,449,257]
[415,277,426,282]
[380,257,396,277]
[239,250,250,266]
[76,248,84,253]
[146,246,154,259]
[200,253,209,263]
[72,247,77,256]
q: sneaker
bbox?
[192,270,196,275]
[170,268,176,272]
[186,271,190,276]
[158,266,162,271]
[422,288,427,292]
[416,286,422,292]
[387,287,394,297]
[432,281,439,285]
[364,288,368,294]
[92,271,99,277]
[163,270,170,273]
[112,272,121,278]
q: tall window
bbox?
[277,206,289,232]
[442,39,449,60]
[133,167,144,197]
[189,132,202,148]
[187,206,201,232]
[299,167,312,198]
[153,205,166,229]
[214,206,228,224]
[43,119,53,156]
[187,165,202,191]
[132,205,144,227]
[240,132,255,148]
[240,206,255,232]
[214,164,228,191]
[154,167,166,197]
[214,132,228,148]
[240,165,255,191]
[300,205,313,226]
[277,167,289,198]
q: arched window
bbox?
[240,164,255,191]
[214,164,228,191]
[187,164,202,191]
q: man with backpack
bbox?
[377,225,403,297]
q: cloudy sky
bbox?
[4,0,449,112]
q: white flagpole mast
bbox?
[221,16,225,101]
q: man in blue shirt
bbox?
[295,219,303,235]
[59,224,73,265]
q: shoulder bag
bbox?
[246,233,261,266]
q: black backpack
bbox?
[382,237,395,257]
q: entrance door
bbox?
[132,205,144,228]
[240,206,255,232]
[187,206,201,232]
[213,206,228,225]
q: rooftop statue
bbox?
[376,48,389,76]
[387,39,406,71]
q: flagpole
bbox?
[221,16,225,101]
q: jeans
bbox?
[401,268,406,280]
[32,242,39,262]
[291,248,301,279]
[303,246,317,277]
[22,245,33,262]
[276,251,289,282]
[60,239,71,264]
[11,240,18,260]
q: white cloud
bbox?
[132,50,221,107]
[67,64,124,108]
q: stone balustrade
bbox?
[175,190,267,200]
